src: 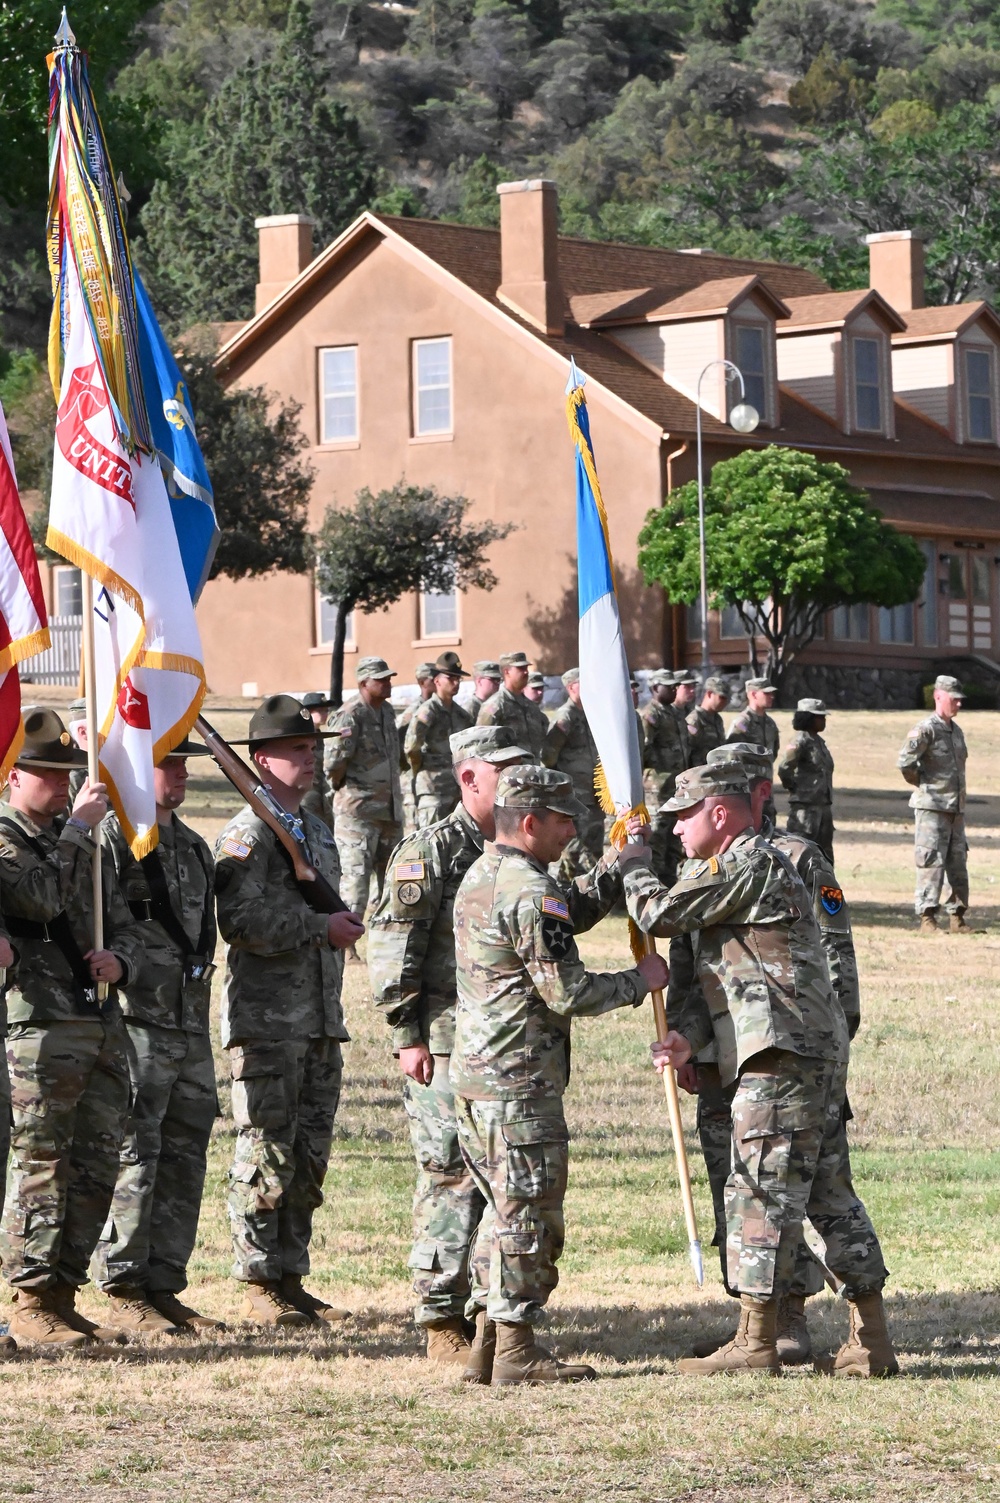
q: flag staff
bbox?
[79,574,106,999]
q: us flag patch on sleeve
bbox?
[395,861,426,880]
[221,837,253,861]
[541,896,570,920]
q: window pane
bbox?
[55,568,82,617]
[878,602,914,644]
[854,338,881,431]
[417,342,450,387]
[719,603,744,639]
[967,349,993,440]
[321,347,358,442]
[920,540,937,646]
[973,553,990,603]
[831,603,870,641]
[735,326,766,419]
[414,339,452,435]
[422,588,457,636]
[945,554,966,600]
[316,593,354,647]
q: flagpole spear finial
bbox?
[55,9,77,48]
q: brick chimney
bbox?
[254,214,316,314]
[865,230,925,312]
[496,180,565,336]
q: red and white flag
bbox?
[0,400,50,786]
[47,260,205,855]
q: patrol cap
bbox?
[67,697,87,718]
[745,676,777,693]
[450,726,532,766]
[797,698,827,714]
[236,694,339,748]
[473,660,501,679]
[562,667,580,687]
[433,650,469,678]
[704,676,729,695]
[707,741,773,784]
[527,671,545,689]
[495,765,585,818]
[356,656,396,682]
[662,762,750,812]
[414,661,437,682]
[15,707,88,770]
[499,650,531,669]
[672,670,698,686]
[934,675,965,698]
[647,669,674,687]
[158,735,211,762]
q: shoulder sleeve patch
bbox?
[395,861,427,880]
[540,895,570,920]
[220,835,254,861]
[820,885,844,916]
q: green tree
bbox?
[316,483,516,704]
[788,46,872,124]
[637,447,925,685]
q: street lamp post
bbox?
[695,359,760,679]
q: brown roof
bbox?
[571,275,790,328]
[779,289,906,333]
[894,302,1000,341]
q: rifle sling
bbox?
[137,845,212,959]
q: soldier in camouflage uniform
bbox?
[299,691,336,831]
[397,663,437,835]
[0,709,145,1350]
[524,671,546,704]
[452,765,667,1385]
[216,696,365,1327]
[66,696,88,812]
[779,698,835,862]
[622,763,895,1379]
[477,650,548,761]
[405,652,473,827]
[686,676,729,766]
[326,657,403,929]
[93,737,222,1335]
[542,668,604,879]
[898,674,969,935]
[368,726,532,1368]
[641,670,689,886]
[468,661,502,721]
[726,675,780,823]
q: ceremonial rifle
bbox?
[195,715,348,915]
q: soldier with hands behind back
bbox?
[404,652,473,827]
[476,650,548,761]
[779,699,835,863]
[898,675,969,934]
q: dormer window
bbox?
[965,348,994,442]
[853,338,882,431]
[734,324,766,421]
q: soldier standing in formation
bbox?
[0,710,144,1350]
[524,671,546,704]
[641,670,689,886]
[686,676,729,766]
[468,661,502,720]
[477,650,548,761]
[94,738,222,1334]
[779,698,836,862]
[542,667,604,878]
[299,691,337,831]
[66,696,89,809]
[451,765,667,1385]
[622,763,896,1379]
[397,663,437,834]
[897,674,969,935]
[325,657,403,932]
[214,696,364,1326]
[405,652,473,827]
[367,727,531,1370]
[726,675,780,821]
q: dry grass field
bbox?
[1,699,998,1503]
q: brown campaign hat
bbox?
[299,691,335,710]
[158,735,212,762]
[16,707,88,770]
[450,727,533,766]
[499,650,531,669]
[495,765,585,818]
[433,650,469,678]
[662,762,750,812]
[356,656,396,682]
[233,694,340,748]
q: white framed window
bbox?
[878,602,914,644]
[831,603,870,641]
[53,565,82,617]
[319,346,358,443]
[853,337,882,432]
[420,586,458,637]
[965,348,994,442]
[413,338,452,436]
[733,325,767,423]
[315,590,355,649]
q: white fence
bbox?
[21,615,83,686]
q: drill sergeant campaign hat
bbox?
[355,656,396,682]
[299,691,336,710]
[450,726,533,766]
[433,650,470,678]
[158,735,211,762]
[498,650,531,669]
[934,675,965,697]
[797,698,827,715]
[234,694,341,748]
[661,761,751,812]
[703,675,730,695]
[495,764,586,818]
[707,741,773,784]
[745,676,778,693]
[16,707,89,769]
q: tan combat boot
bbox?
[491,1321,596,1386]
[462,1309,496,1385]
[279,1273,351,1324]
[775,1293,812,1366]
[919,912,938,936]
[106,1287,181,1336]
[240,1279,311,1328]
[9,1288,87,1349]
[53,1282,127,1346]
[425,1317,471,1367]
[149,1291,225,1332]
[833,1291,899,1378]
[678,1295,781,1376]
[950,912,970,934]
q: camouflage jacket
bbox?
[641,700,689,798]
[476,686,548,761]
[214,809,349,1047]
[542,700,599,805]
[325,697,402,822]
[685,706,726,767]
[897,713,967,813]
[451,844,644,1100]
[624,830,847,1086]
[368,802,485,1055]
[405,694,473,799]
[301,757,335,831]
[0,807,144,1026]
[726,708,780,759]
[778,730,834,807]
[105,813,216,1033]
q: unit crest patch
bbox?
[820,885,844,916]
[397,881,424,906]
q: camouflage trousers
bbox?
[227,1036,343,1283]
[402,1057,486,1327]
[695,1062,825,1299]
[455,1094,568,1326]
[1,1018,129,1289]
[414,775,459,829]
[334,811,402,918]
[913,809,968,916]
[726,1051,887,1300]
[787,804,835,865]
[0,1032,9,1221]
[92,1022,218,1295]
[648,809,684,888]
[557,804,606,883]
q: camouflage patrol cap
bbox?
[415,661,437,682]
[662,762,750,812]
[707,741,773,784]
[499,650,531,669]
[934,675,965,697]
[561,667,580,687]
[672,670,698,686]
[16,707,88,770]
[797,698,827,714]
[495,765,585,817]
[746,676,777,693]
[356,656,396,682]
[647,669,674,687]
[704,676,729,695]
[473,660,501,679]
[67,697,87,718]
[527,671,545,689]
[450,726,532,766]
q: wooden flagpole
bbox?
[79,573,106,1001]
